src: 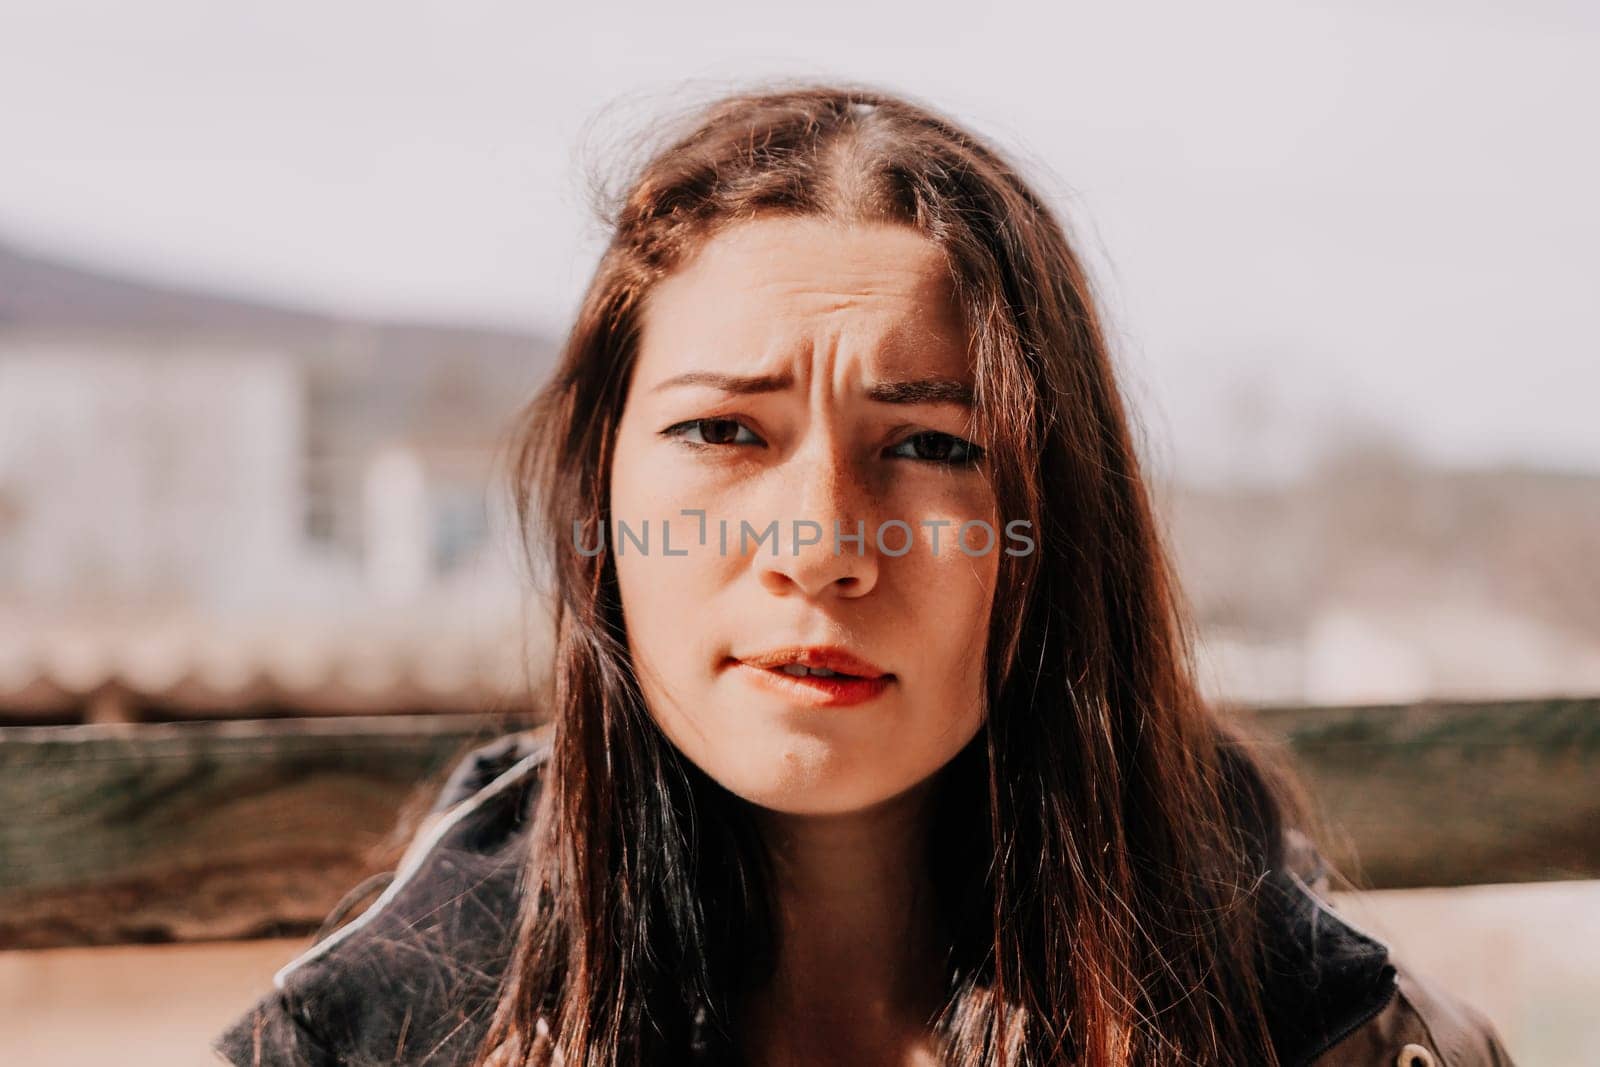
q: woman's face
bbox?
[609,216,999,816]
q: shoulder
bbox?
[213,725,554,1067]
[1257,835,1518,1067]
[1310,953,1518,1067]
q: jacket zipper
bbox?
[1289,969,1399,1067]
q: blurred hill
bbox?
[1159,436,1600,705]
[0,234,550,359]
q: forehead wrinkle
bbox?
[736,284,937,335]
[646,314,974,408]
[638,219,969,397]
[699,240,951,317]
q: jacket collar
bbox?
[258,740,1398,1066]
[1255,856,1399,1066]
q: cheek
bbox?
[892,536,996,718]
[612,547,711,768]
[908,511,1001,626]
[948,567,996,687]
[613,536,703,672]
[611,435,683,695]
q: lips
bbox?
[733,646,890,680]
[728,646,894,708]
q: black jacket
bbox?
[214,727,1515,1067]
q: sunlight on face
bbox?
[609,216,999,815]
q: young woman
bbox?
[216,82,1516,1067]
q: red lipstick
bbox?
[729,645,894,707]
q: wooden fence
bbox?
[2,697,1596,950]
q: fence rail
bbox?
[2,696,1596,950]
[1246,695,1600,889]
[0,714,533,950]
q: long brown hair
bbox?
[479,79,1312,1067]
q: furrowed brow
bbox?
[865,377,975,408]
[650,370,974,408]
[650,371,794,395]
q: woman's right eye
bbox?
[660,418,765,449]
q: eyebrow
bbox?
[650,371,974,408]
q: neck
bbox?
[741,776,949,1043]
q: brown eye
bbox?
[889,431,983,466]
[661,418,763,448]
[699,419,745,445]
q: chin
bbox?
[712,738,917,817]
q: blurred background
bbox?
[1,1,1595,1064]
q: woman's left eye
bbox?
[887,431,985,466]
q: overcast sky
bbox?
[2,0,1595,487]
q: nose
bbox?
[754,436,881,600]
